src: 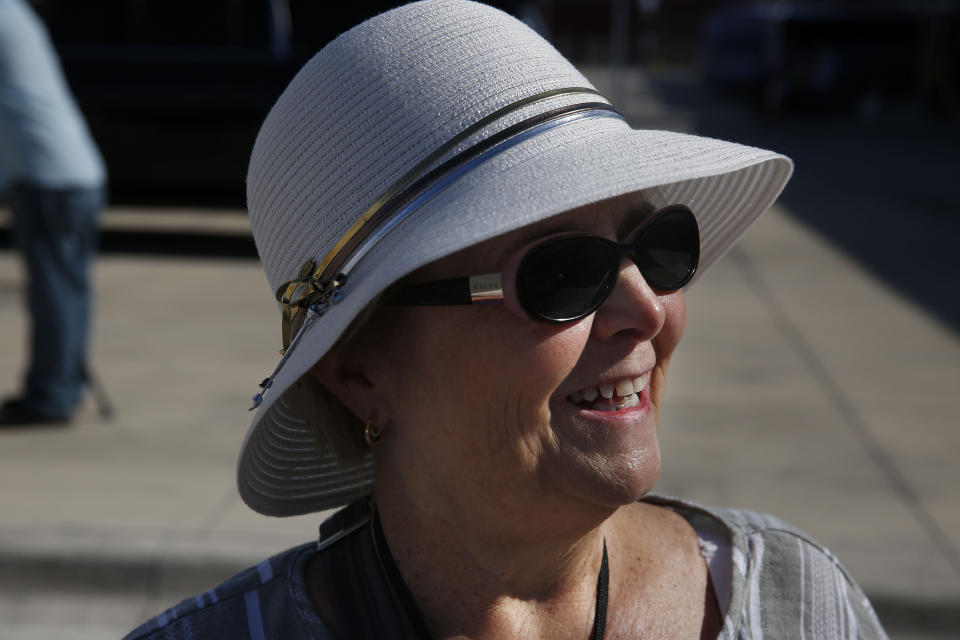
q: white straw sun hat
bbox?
[239,0,792,517]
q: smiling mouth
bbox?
[567,372,650,412]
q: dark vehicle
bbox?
[702,2,958,114]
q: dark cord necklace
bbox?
[371,509,610,640]
[594,540,610,640]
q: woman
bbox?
[126,1,888,638]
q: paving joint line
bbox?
[730,245,960,578]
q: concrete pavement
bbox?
[1,69,958,639]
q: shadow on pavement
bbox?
[871,594,960,638]
[0,227,258,260]
[651,72,960,334]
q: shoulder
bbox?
[642,495,889,639]
[717,506,888,638]
[123,542,333,640]
[644,495,851,576]
[698,503,860,591]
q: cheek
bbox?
[385,309,587,454]
[651,291,686,405]
[469,316,593,477]
[659,290,687,356]
[459,312,587,426]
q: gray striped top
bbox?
[650,496,889,639]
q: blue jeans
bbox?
[10,182,104,415]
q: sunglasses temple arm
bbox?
[392,273,504,306]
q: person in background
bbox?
[0,0,107,426]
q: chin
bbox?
[547,442,663,510]
[598,452,663,506]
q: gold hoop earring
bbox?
[363,413,382,446]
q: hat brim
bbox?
[238,115,792,516]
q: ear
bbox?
[307,345,381,422]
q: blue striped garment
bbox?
[123,545,333,640]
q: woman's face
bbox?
[340,194,687,515]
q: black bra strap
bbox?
[319,499,410,639]
[371,506,435,639]
[593,540,609,640]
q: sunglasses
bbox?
[393,204,700,323]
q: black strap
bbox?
[319,500,410,639]
[371,507,435,639]
[593,540,609,640]
[319,499,610,640]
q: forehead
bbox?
[503,191,656,255]
[414,191,655,279]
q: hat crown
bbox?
[247,0,594,293]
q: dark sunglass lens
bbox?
[637,208,699,290]
[517,237,615,322]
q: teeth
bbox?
[615,380,634,397]
[616,394,639,409]
[633,373,649,392]
[567,372,651,409]
[596,393,638,412]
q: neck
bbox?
[374,467,615,640]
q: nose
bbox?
[590,258,665,341]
